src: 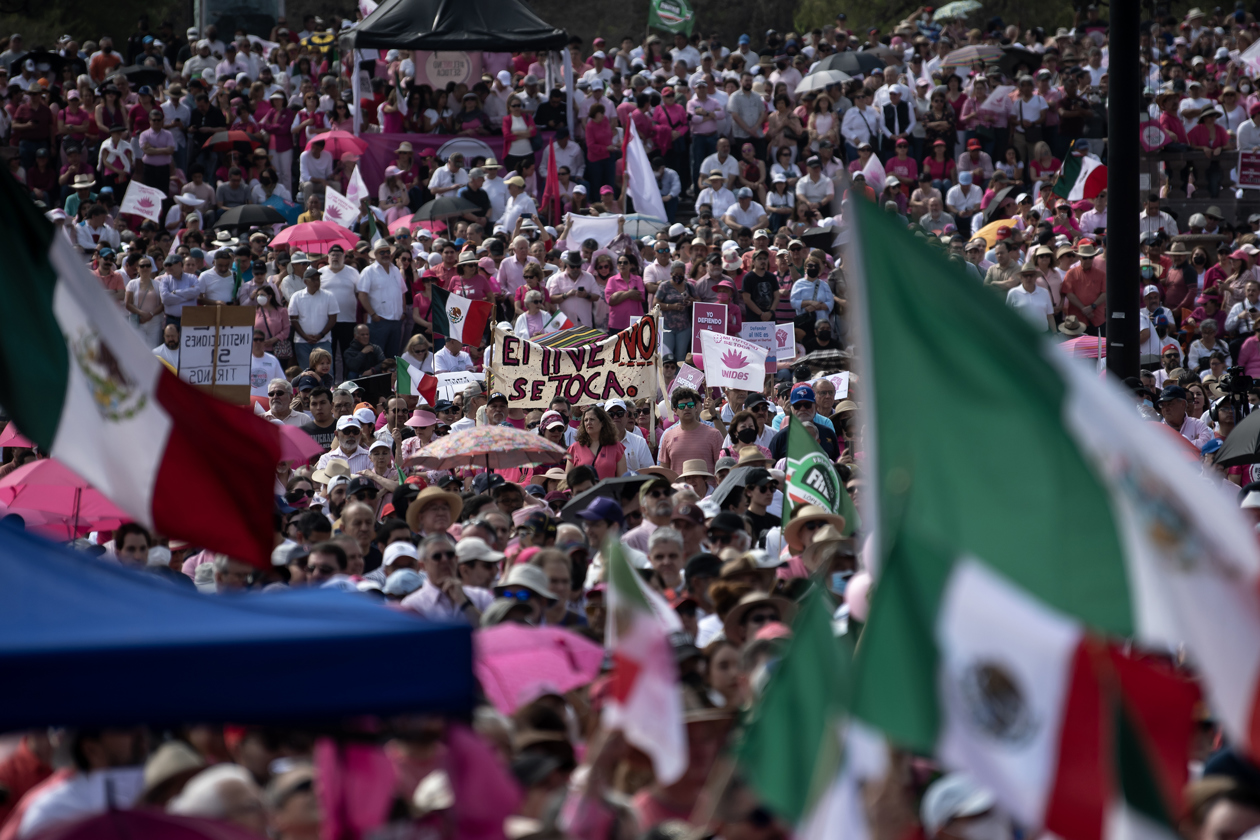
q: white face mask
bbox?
[1244,84,1253,94]
[953,813,1012,840]
[256,294,268,305]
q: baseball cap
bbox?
[382,541,418,568]
[487,391,508,405]
[295,374,320,391]
[790,385,816,405]
[336,415,362,431]
[921,774,996,837]
[576,496,624,524]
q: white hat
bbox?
[605,398,628,412]
[573,184,587,195]
[668,222,687,237]
[353,406,376,426]
[383,541,419,567]
[456,536,505,563]
[920,774,996,837]
[1143,284,1161,297]
[369,438,391,452]
[497,70,512,85]
[592,50,607,59]
[336,415,362,431]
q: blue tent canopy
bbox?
[0,524,473,732]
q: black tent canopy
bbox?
[353,0,567,51]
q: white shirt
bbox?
[287,288,340,342]
[356,262,405,321]
[483,175,508,222]
[1139,210,1179,237]
[1005,284,1054,330]
[945,184,983,215]
[153,342,180,368]
[1011,95,1049,133]
[841,106,883,146]
[428,166,469,193]
[620,429,655,471]
[501,191,538,234]
[796,173,835,205]
[434,346,474,371]
[696,186,736,213]
[19,768,145,839]
[723,200,767,227]
[1238,118,1260,151]
[319,265,361,323]
[298,149,335,183]
[315,445,373,473]
[196,268,235,302]
[670,44,702,69]
[698,153,739,184]
[542,141,585,178]
[74,221,121,254]
[1179,96,1212,133]
[250,352,286,397]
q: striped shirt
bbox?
[657,423,724,474]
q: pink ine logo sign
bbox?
[137,197,155,209]
[326,205,342,219]
[721,349,748,369]
[776,328,788,344]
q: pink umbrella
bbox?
[270,221,360,255]
[1058,334,1107,358]
[305,129,368,158]
[28,808,268,840]
[0,458,130,532]
[277,423,323,464]
[0,424,32,448]
[474,624,605,714]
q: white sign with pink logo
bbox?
[699,332,768,390]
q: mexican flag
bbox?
[395,358,437,406]
[0,174,281,567]
[603,537,687,785]
[431,285,493,346]
[737,587,887,840]
[1053,153,1107,201]
[781,418,859,537]
[538,310,575,337]
[845,198,1260,835]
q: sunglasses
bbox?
[526,421,540,429]
[307,563,337,575]
[789,245,803,251]
[340,428,360,436]
[607,409,626,418]
[707,531,737,544]
[674,401,697,409]
[500,587,535,601]
[636,407,650,415]
[428,550,456,562]
[646,487,672,498]
[755,481,779,492]
[286,488,313,499]
[745,609,780,627]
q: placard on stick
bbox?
[178,305,255,404]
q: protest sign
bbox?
[119,181,165,223]
[1240,151,1260,190]
[740,321,777,373]
[436,370,484,400]
[827,371,851,399]
[323,187,358,228]
[692,303,728,368]
[699,332,768,390]
[776,323,796,362]
[178,306,255,404]
[671,362,705,395]
[489,319,658,409]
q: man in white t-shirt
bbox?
[250,328,286,397]
[721,188,769,233]
[287,267,340,369]
[697,171,736,217]
[697,137,740,191]
[1178,80,1212,133]
[1010,76,1048,162]
[1005,263,1054,332]
[318,243,361,376]
[428,152,469,196]
[434,336,474,372]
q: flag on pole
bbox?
[603,537,687,785]
[844,196,1260,837]
[119,181,166,223]
[395,358,437,406]
[541,141,561,225]
[1053,151,1107,201]
[323,187,358,230]
[781,418,859,536]
[648,0,694,35]
[624,119,669,223]
[0,174,281,568]
[346,163,370,206]
[538,310,575,336]
[430,286,493,346]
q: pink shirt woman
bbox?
[604,256,646,330]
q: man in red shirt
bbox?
[1061,241,1108,335]
[12,82,54,169]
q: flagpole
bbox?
[1105,0,1139,379]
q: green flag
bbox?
[736,587,850,822]
[648,0,695,35]
[782,417,859,536]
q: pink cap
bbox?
[384,165,402,177]
[404,410,437,427]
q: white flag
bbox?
[323,187,358,230]
[861,153,886,194]
[168,230,181,258]
[624,119,668,223]
[346,163,370,206]
[699,331,767,390]
[120,181,166,223]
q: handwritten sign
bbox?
[178,306,256,404]
[436,371,484,400]
[489,320,659,409]
[691,302,728,368]
[419,51,480,88]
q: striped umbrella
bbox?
[533,326,605,348]
[940,45,1003,70]
[404,425,568,471]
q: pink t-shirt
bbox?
[605,273,645,331]
[566,440,626,480]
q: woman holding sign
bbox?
[654,260,696,362]
[565,406,626,481]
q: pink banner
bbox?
[357,132,552,201]
[691,302,728,370]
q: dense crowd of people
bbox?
[8,4,1260,840]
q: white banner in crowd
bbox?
[699,332,768,390]
[346,164,371,206]
[565,214,621,248]
[120,181,165,223]
[624,120,669,224]
[323,188,359,229]
[776,323,796,362]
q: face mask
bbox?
[1143,398,1154,409]
[1244,84,1253,93]
[806,264,821,277]
[954,814,1012,840]
[737,427,758,444]
[831,571,852,596]
[818,330,831,339]
[1194,255,1207,265]
[256,294,268,305]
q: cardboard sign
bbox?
[827,371,851,399]
[1240,151,1260,190]
[776,323,797,362]
[436,370,484,400]
[489,320,659,409]
[178,305,256,404]
[699,331,768,390]
[740,321,777,373]
[691,302,728,368]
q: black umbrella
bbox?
[412,195,480,222]
[711,467,754,509]
[21,50,68,77]
[984,185,1018,223]
[1211,401,1260,467]
[213,204,288,230]
[815,51,886,78]
[796,348,852,373]
[800,226,838,253]
[998,47,1042,80]
[119,65,168,89]
[559,475,655,523]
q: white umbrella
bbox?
[795,69,852,94]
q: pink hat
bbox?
[754,621,793,641]
[404,410,438,427]
[1232,249,1250,261]
[385,165,402,178]
[541,410,566,430]
[478,256,497,274]
[600,185,614,194]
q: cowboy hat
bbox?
[723,591,798,642]
[1074,242,1099,258]
[638,465,679,483]
[311,459,352,484]
[677,459,715,480]
[541,467,568,481]
[1169,241,1190,254]
[735,446,770,467]
[783,504,848,553]
[1058,315,1087,336]
[406,485,463,531]
[800,522,852,572]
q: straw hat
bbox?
[406,485,464,531]
[722,591,797,641]
[1058,315,1087,336]
[783,505,848,553]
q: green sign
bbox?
[781,418,859,535]
[649,0,695,35]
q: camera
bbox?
[1220,365,1254,395]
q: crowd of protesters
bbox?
[9,4,1260,840]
